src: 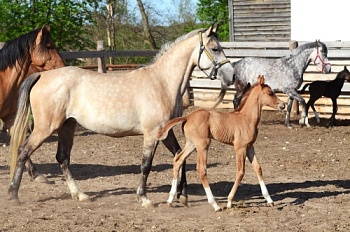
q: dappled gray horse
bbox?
[232,40,331,128]
[8,24,234,207]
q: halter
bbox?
[313,46,331,72]
[197,32,230,80]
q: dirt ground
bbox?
[0,106,349,232]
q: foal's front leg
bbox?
[246,146,273,206]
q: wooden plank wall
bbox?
[228,0,291,42]
[190,41,350,119]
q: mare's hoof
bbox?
[214,206,223,212]
[141,200,154,208]
[33,175,50,184]
[178,195,188,206]
[78,193,90,202]
[7,197,21,206]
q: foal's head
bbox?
[339,66,350,82]
[242,75,285,111]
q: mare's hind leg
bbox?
[137,136,159,207]
[246,146,273,206]
[167,141,196,207]
[25,159,49,183]
[56,119,88,201]
[161,128,188,205]
[8,129,52,204]
[285,90,306,127]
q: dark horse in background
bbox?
[232,40,331,128]
[300,66,350,127]
[0,25,65,182]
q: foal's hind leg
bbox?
[56,119,89,201]
[161,128,188,205]
[328,98,338,127]
[246,146,273,206]
[167,141,195,207]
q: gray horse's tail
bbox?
[9,72,41,181]
[300,83,311,94]
[211,83,228,109]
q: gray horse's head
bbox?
[311,40,331,74]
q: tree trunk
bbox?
[136,0,157,49]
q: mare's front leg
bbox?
[246,146,273,206]
[56,119,88,201]
[161,128,188,205]
[137,136,159,207]
[285,90,307,127]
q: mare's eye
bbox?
[212,48,219,52]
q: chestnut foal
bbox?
[158,75,285,211]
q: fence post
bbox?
[97,40,106,73]
[289,40,299,117]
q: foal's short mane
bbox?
[0,27,52,71]
[290,41,328,56]
[152,28,208,63]
[235,82,266,111]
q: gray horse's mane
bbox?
[290,41,327,56]
[152,28,206,62]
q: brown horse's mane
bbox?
[0,26,52,71]
[235,82,266,111]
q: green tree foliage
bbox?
[0,0,95,50]
[196,0,229,41]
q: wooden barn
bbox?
[189,0,350,120]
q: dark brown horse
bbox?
[0,25,64,181]
[301,66,350,127]
[158,75,285,211]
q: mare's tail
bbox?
[211,83,228,109]
[9,73,41,181]
[158,117,187,141]
[300,83,311,94]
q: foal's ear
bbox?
[257,75,265,85]
[42,24,51,32]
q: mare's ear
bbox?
[257,75,265,85]
[206,23,218,36]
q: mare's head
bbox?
[196,24,234,86]
[31,25,65,70]
[309,40,331,74]
[338,66,350,82]
[246,75,285,111]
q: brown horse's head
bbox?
[257,75,285,111]
[31,25,65,70]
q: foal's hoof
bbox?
[141,200,154,208]
[7,197,21,206]
[267,202,275,207]
[33,175,50,184]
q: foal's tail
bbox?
[157,117,187,141]
[300,83,311,94]
[9,73,41,181]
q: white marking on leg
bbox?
[167,179,178,204]
[204,187,221,211]
[66,177,89,201]
[259,180,273,204]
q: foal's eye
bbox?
[212,48,219,52]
